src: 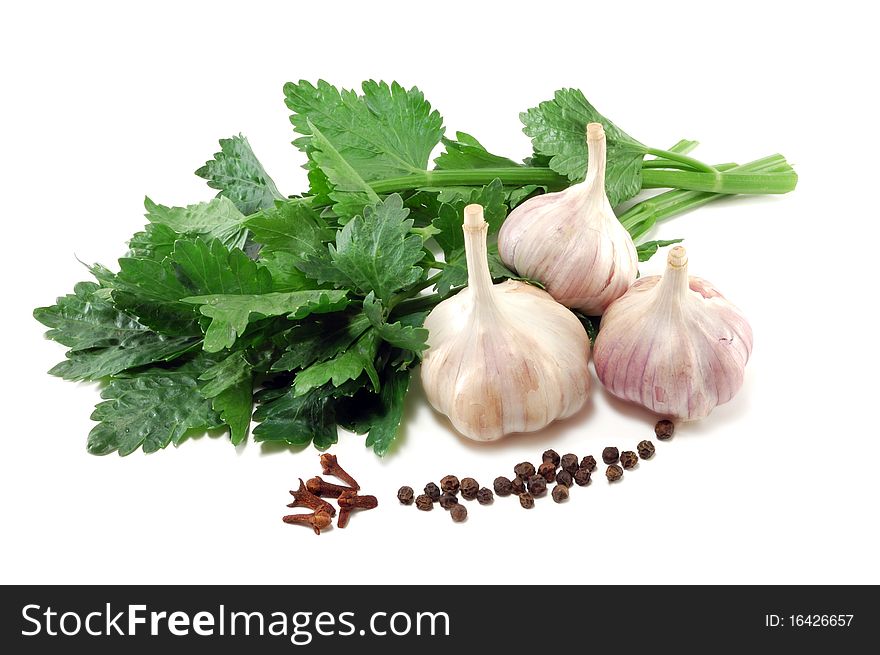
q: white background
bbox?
[2,0,878,585]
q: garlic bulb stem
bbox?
[462,204,495,307]
[655,245,690,301]
[584,123,607,200]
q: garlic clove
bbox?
[498,122,638,315]
[421,204,591,441]
[593,245,753,420]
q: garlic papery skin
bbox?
[593,246,753,421]
[420,204,591,441]
[498,122,638,315]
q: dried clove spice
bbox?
[288,479,336,517]
[574,467,592,486]
[514,462,536,480]
[606,464,623,482]
[560,453,579,475]
[440,475,461,495]
[336,491,378,529]
[306,476,354,498]
[460,477,480,500]
[537,461,557,482]
[319,453,360,491]
[637,440,656,459]
[542,449,561,467]
[494,476,514,496]
[450,504,468,523]
[415,494,434,511]
[476,487,494,505]
[580,455,597,472]
[519,493,535,509]
[602,447,620,464]
[620,451,639,470]
[439,492,459,510]
[424,482,442,502]
[551,484,569,503]
[655,419,675,440]
[283,510,333,535]
[397,486,415,505]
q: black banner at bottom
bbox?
[2,585,874,652]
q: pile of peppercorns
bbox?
[397,420,674,521]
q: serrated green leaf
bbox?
[284,79,444,181]
[144,196,248,250]
[33,281,198,381]
[195,134,283,215]
[339,367,411,457]
[434,131,521,170]
[127,223,180,260]
[211,381,253,445]
[520,88,646,205]
[247,202,344,286]
[362,293,428,353]
[365,368,410,456]
[431,179,507,255]
[252,386,338,449]
[293,328,380,396]
[258,251,315,292]
[87,357,222,456]
[330,194,424,302]
[199,351,252,397]
[271,311,371,372]
[306,120,381,220]
[171,238,273,297]
[636,238,684,262]
[113,257,200,335]
[181,290,349,352]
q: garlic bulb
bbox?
[421,204,591,441]
[498,122,638,315]
[593,246,753,420]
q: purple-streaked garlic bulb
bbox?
[593,246,753,420]
[421,204,590,441]
[498,122,638,315]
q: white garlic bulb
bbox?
[498,122,638,315]
[421,204,591,441]
[593,246,753,420]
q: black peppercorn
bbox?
[620,451,638,470]
[580,455,597,472]
[438,492,459,509]
[397,486,414,505]
[560,453,579,475]
[424,482,441,502]
[556,470,573,488]
[450,504,468,522]
[537,461,557,482]
[494,476,513,496]
[551,484,569,503]
[602,446,619,464]
[519,493,535,509]
[655,419,674,440]
[476,487,494,505]
[574,467,591,486]
[415,494,433,511]
[514,462,536,480]
[542,449,561,467]
[527,475,547,497]
[460,477,479,500]
[511,476,526,495]
[440,475,460,494]
[606,464,623,482]
[637,440,656,459]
